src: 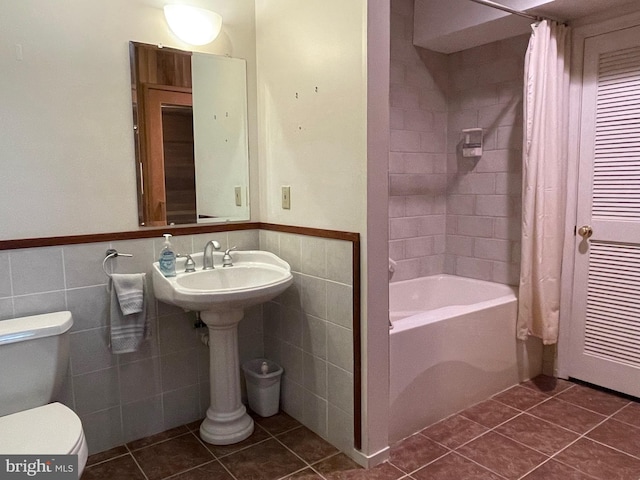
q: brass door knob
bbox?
[578,225,593,239]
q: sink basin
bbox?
[153,250,293,312]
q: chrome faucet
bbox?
[203,240,221,270]
[222,246,237,267]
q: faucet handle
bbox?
[222,246,237,267]
[184,254,196,273]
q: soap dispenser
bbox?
[159,233,176,277]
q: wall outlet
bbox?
[282,186,291,209]
[234,186,242,206]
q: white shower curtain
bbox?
[517,20,571,345]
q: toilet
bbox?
[0,311,88,477]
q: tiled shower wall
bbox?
[445,36,528,285]
[389,0,527,286]
[389,0,448,282]
[0,228,355,458]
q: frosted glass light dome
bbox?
[164,5,222,46]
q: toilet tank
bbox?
[0,311,73,417]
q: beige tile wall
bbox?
[389,0,527,286]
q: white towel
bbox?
[109,273,150,354]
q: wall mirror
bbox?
[130,42,250,226]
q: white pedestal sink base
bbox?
[199,309,254,445]
[200,406,254,445]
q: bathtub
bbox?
[389,274,542,443]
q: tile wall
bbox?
[0,228,355,458]
[259,231,355,456]
[389,0,527,286]
[389,0,448,281]
[445,35,528,286]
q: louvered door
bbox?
[568,25,640,397]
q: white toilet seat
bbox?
[0,402,88,477]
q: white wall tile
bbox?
[326,239,352,285]
[160,349,199,392]
[301,276,327,319]
[81,407,123,455]
[11,247,64,295]
[74,367,120,415]
[13,291,66,318]
[67,286,109,332]
[303,391,328,438]
[121,396,164,444]
[303,353,327,398]
[119,357,161,404]
[70,328,117,375]
[327,364,353,415]
[302,314,327,360]
[163,385,200,430]
[301,236,327,277]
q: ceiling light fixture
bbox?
[163,5,222,46]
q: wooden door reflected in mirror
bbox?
[144,87,195,225]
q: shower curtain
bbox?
[517,20,571,345]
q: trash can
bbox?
[242,358,283,417]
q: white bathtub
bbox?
[389,274,542,443]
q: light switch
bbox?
[282,186,291,210]
[234,186,242,206]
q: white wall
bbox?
[255,0,367,234]
[0,0,257,240]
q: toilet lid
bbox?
[0,402,84,454]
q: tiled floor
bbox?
[83,376,640,480]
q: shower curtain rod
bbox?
[466,0,553,22]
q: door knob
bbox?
[578,225,593,239]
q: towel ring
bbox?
[103,249,133,278]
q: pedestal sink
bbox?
[153,250,293,445]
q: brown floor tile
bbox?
[277,426,339,463]
[521,460,595,480]
[314,454,404,480]
[588,418,640,458]
[389,433,449,473]
[613,402,640,428]
[186,419,204,432]
[283,468,324,479]
[459,399,520,428]
[81,454,145,480]
[85,445,129,467]
[219,438,306,480]
[520,375,574,396]
[132,433,214,480]
[412,452,503,480]
[253,411,302,435]
[492,385,549,410]
[420,414,488,448]
[556,384,630,416]
[170,460,234,480]
[205,423,271,458]
[555,438,640,480]
[126,425,190,450]
[457,432,547,480]
[496,413,579,456]
[528,398,606,434]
